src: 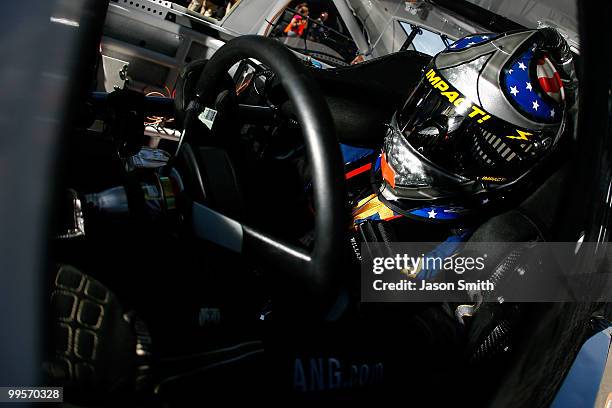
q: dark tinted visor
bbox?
[396,74,555,182]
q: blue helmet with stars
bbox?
[377,28,577,222]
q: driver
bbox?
[343,27,578,273]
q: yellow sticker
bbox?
[424,68,491,124]
[505,130,533,141]
[481,176,507,183]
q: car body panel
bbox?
[551,326,612,408]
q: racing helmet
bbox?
[378,28,577,221]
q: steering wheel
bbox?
[180,36,347,313]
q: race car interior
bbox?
[42,3,610,406]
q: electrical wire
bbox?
[144,88,175,133]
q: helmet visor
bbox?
[382,128,470,200]
[394,72,552,184]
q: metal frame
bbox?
[103,0,231,93]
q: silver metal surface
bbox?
[103,0,229,93]
[467,0,579,50]
[101,55,129,91]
